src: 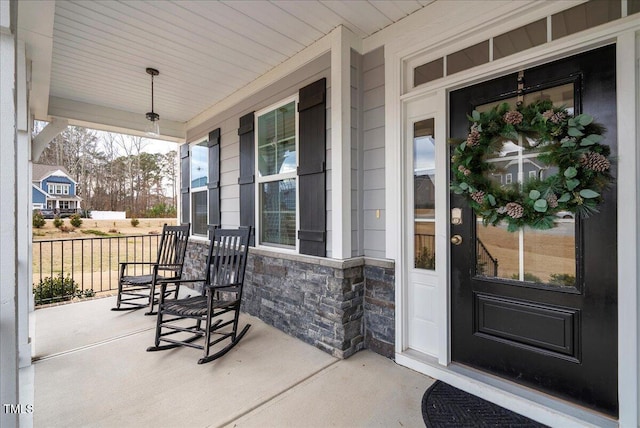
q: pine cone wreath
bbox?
[542,110,555,120]
[470,191,485,204]
[504,111,523,125]
[580,152,610,172]
[458,165,471,176]
[550,111,566,124]
[546,193,559,208]
[466,129,480,147]
[505,202,524,219]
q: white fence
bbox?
[89,211,127,220]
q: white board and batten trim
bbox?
[381,1,640,426]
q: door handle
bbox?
[451,235,463,245]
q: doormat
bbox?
[421,381,548,427]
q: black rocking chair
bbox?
[112,223,190,315]
[147,226,252,364]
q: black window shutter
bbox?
[208,128,221,229]
[297,78,327,257]
[238,112,255,246]
[180,143,190,225]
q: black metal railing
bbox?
[476,238,499,277]
[33,234,162,305]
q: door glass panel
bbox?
[474,84,576,287]
[523,221,576,286]
[414,118,436,270]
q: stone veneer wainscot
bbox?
[182,240,395,359]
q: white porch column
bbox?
[16,38,32,368]
[0,0,19,426]
[330,26,359,259]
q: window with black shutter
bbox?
[242,78,326,256]
[180,129,221,238]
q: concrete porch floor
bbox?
[33,295,433,427]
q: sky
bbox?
[92,129,178,156]
[140,137,177,154]
[35,120,179,157]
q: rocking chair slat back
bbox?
[157,226,190,274]
[206,228,249,292]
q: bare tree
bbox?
[162,150,178,207]
[34,123,177,216]
[36,124,100,208]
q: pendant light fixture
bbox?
[145,67,160,137]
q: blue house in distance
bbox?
[32,164,82,217]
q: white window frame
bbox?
[505,173,513,184]
[254,95,300,252]
[190,138,209,238]
[47,183,70,195]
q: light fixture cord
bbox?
[151,74,155,115]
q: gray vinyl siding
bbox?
[220,123,240,228]
[362,47,385,259]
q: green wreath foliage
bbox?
[450,100,613,232]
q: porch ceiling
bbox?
[19,0,431,140]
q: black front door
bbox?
[450,45,617,416]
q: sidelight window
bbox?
[413,118,436,270]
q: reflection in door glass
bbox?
[476,220,576,286]
[474,84,576,287]
[414,118,436,270]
